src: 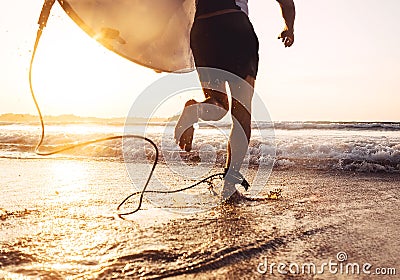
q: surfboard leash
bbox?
[29,0,231,217]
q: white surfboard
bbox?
[58,0,196,73]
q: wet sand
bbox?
[126,169,400,279]
[0,158,399,279]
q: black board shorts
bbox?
[190,11,259,80]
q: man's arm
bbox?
[276,0,296,47]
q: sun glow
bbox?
[30,4,160,118]
[50,161,90,202]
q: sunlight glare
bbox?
[30,4,159,118]
[50,161,90,202]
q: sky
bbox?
[0,0,399,121]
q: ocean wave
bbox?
[267,121,400,131]
[2,115,400,131]
[192,121,400,131]
[1,125,399,173]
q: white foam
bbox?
[1,122,399,173]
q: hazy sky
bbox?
[0,0,399,121]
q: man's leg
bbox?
[222,75,255,200]
[174,70,229,152]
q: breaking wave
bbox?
[1,122,399,173]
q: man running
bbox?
[175,0,295,201]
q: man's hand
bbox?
[278,29,294,47]
[276,0,295,48]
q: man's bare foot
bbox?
[174,99,198,152]
[177,126,194,152]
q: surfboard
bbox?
[58,0,196,73]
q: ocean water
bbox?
[1,120,400,279]
[1,121,399,173]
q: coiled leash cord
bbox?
[30,0,227,217]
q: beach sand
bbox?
[0,158,399,279]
